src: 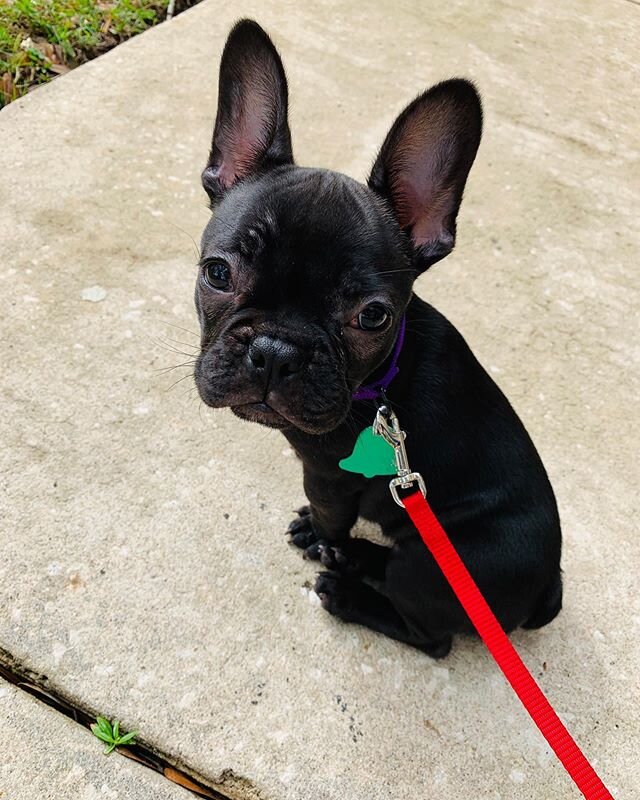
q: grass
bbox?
[0,0,199,108]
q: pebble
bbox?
[81,285,107,302]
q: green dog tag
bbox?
[339,426,397,478]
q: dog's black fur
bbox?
[194,20,562,658]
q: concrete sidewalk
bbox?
[1,1,638,798]
[0,678,191,799]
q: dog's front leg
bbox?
[287,467,363,560]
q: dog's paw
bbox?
[286,508,324,560]
[314,571,355,619]
[286,506,314,546]
[318,543,358,574]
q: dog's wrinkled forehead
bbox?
[201,166,407,309]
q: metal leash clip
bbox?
[373,404,426,507]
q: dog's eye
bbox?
[202,259,231,291]
[353,303,390,331]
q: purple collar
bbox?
[352,316,406,401]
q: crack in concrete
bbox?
[0,646,259,800]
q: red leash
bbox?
[403,490,614,799]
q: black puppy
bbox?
[194,20,562,658]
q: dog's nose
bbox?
[248,336,304,386]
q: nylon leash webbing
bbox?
[402,491,614,799]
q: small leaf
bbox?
[91,728,114,744]
[115,730,138,746]
[96,717,113,736]
[112,720,120,739]
[104,742,116,755]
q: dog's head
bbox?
[194,19,482,434]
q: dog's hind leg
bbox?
[521,571,563,630]
[314,571,452,658]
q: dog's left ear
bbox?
[369,79,482,272]
[202,19,293,204]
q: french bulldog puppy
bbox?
[194,19,562,657]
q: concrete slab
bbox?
[0,678,191,799]
[0,1,638,798]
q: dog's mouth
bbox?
[231,401,291,430]
[195,343,353,435]
[230,396,350,435]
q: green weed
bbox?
[90,715,138,754]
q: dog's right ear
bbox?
[202,19,293,204]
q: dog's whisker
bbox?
[375,268,417,277]
[152,336,199,359]
[153,361,197,375]
[164,372,196,393]
[166,220,201,260]
[343,412,360,439]
[161,321,200,339]
[165,336,199,351]
[256,425,280,444]
[157,345,197,358]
